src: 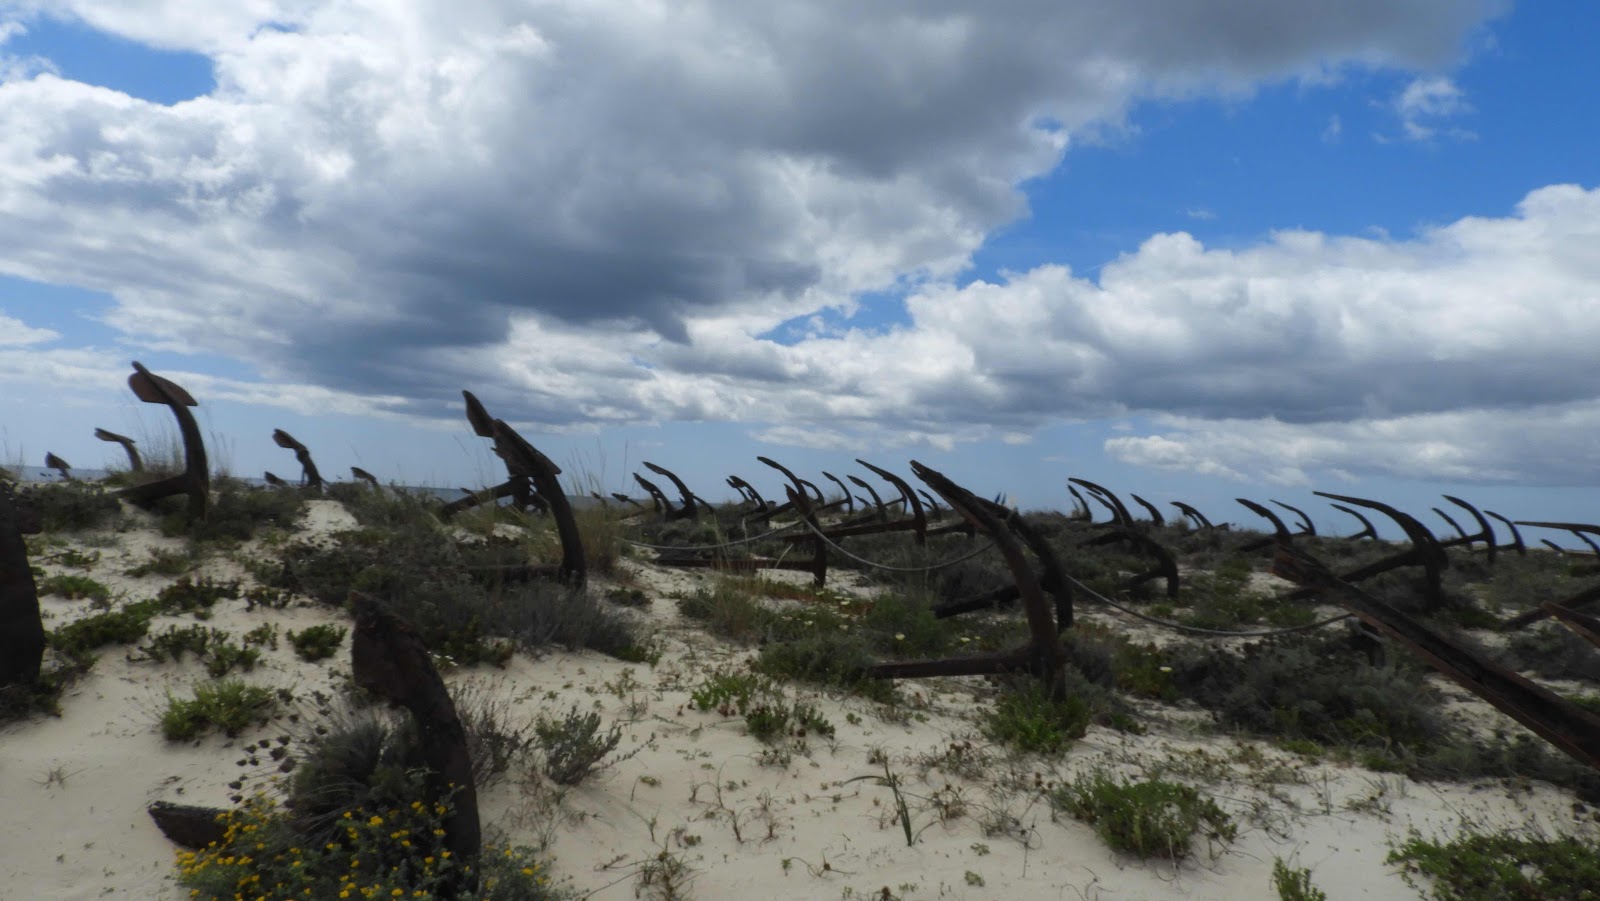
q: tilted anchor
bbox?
[94,428,142,472]
[116,363,209,522]
[271,429,324,490]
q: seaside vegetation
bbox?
[7,468,1600,898]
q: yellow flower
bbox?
[369,815,384,826]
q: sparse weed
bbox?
[534,705,623,785]
[155,576,242,617]
[160,679,281,740]
[1271,858,1328,901]
[983,681,1090,755]
[1387,822,1600,901]
[287,623,347,662]
[37,573,111,602]
[1049,770,1236,860]
[125,547,195,578]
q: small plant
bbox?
[244,585,293,610]
[155,576,241,617]
[983,682,1090,755]
[744,699,835,744]
[46,599,161,666]
[1272,858,1328,901]
[21,481,122,532]
[125,547,194,578]
[1387,823,1600,901]
[1049,771,1236,860]
[175,774,560,900]
[160,679,280,740]
[37,573,111,603]
[675,580,773,642]
[241,622,280,649]
[140,625,262,677]
[287,624,347,662]
[51,548,101,569]
[534,704,623,785]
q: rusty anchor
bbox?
[116,363,209,522]
[271,429,324,490]
[1171,501,1216,531]
[864,462,1067,688]
[1287,492,1449,612]
[1329,503,1379,540]
[1273,544,1600,773]
[94,428,142,472]
[449,391,584,588]
[1069,478,1179,598]
[1129,493,1166,526]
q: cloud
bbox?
[1184,207,1217,221]
[1393,73,1474,140]
[0,309,57,345]
[5,0,1568,488]
[0,1,1499,381]
[1107,400,1600,486]
[1321,113,1342,142]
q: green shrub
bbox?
[125,547,194,578]
[177,774,560,901]
[287,624,347,662]
[46,599,161,666]
[756,633,896,703]
[140,625,261,677]
[1170,633,1444,753]
[1049,771,1236,860]
[154,576,241,617]
[674,581,773,642]
[160,679,281,740]
[1272,859,1328,901]
[22,482,122,532]
[271,519,646,664]
[37,573,111,602]
[983,682,1091,755]
[742,699,834,743]
[534,705,622,785]
[163,484,308,543]
[688,668,834,745]
[52,548,101,569]
[1387,824,1600,901]
[242,622,280,649]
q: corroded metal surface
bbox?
[94,428,142,472]
[271,429,324,490]
[352,592,481,896]
[1306,492,1448,610]
[1274,545,1600,773]
[449,391,584,587]
[869,462,1063,686]
[117,362,209,522]
[1330,503,1378,541]
[43,452,71,480]
[0,481,44,690]
[1130,493,1165,526]
[1271,500,1316,537]
[1171,501,1215,530]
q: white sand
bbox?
[3,499,1595,901]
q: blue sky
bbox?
[2,1,1598,542]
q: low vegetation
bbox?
[1049,771,1237,861]
[9,467,1600,900]
[1387,823,1600,901]
[160,679,283,741]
